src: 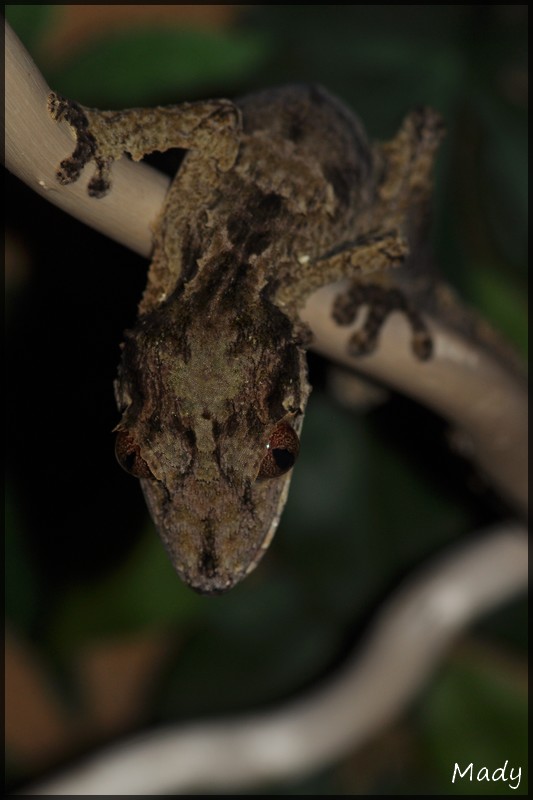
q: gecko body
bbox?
[49,84,442,593]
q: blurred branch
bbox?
[22,523,527,794]
[302,288,528,515]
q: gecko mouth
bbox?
[185,564,240,596]
[188,579,235,596]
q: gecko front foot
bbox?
[48,92,112,197]
[333,283,433,360]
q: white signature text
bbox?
[452,761,521,790]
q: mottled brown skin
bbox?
[49,85,444,593]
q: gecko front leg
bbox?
[332,282,433,360]
[48,90,243,311]
[273,103,443,364]
[48,92,241,197]
[327,107,445,362]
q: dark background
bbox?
[5,5,527,794]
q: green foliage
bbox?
[5,4,56,55]
[5,4,268,106]
[418,648,528,794]
[50,524,204,650]
[5,485,38,631]
[46,28,269,107]
[467,262,528,356]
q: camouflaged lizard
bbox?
[48,84,444,593]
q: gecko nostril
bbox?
[198,526,218,578]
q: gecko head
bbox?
[113,296,309,594]
[114,413,303,595]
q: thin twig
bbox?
[21,523,527,795]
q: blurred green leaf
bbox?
[276,391,381,626]
[156,570,343,718]
[5,485,38,631]
[418,646,528,794]
[481,111,529,271]
[47,27,269,106]
[5,4,56,55]
[50,524,203,650]
[467,262,528,356]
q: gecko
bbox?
[48,84,444,594]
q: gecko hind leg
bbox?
[333,283,433,360]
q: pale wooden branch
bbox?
[4,21,169,257]
[21,523,527,795]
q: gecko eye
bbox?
[115,430,154,479]
[256,421,300,480]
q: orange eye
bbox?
[115,430,153,479]
[257,421,300,480]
